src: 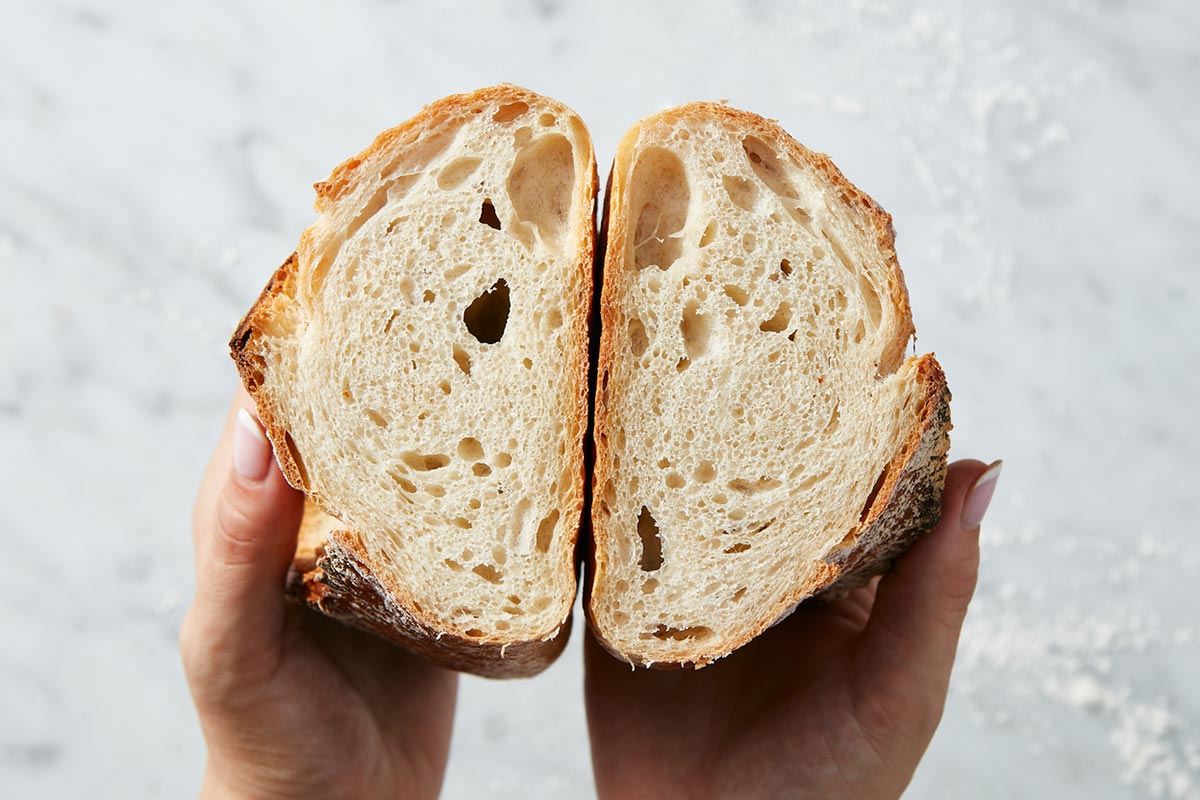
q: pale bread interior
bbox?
[591,107,930,665]
[253,92,594,644]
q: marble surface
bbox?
[2,1,1197,797]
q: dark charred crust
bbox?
[286,535,570,678]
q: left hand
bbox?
[180,388,458,799]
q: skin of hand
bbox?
[180,388,458,800]
[585,458,1001,800]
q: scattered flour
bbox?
[958,525,1200,799]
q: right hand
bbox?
[585,459,1000,799]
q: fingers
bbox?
[183,390,304,682]
[853,459,1001,719]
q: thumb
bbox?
[186,403,304,677]
[852,459,1001,722]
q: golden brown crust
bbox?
[586,103,948,669]
[229,85,596,678]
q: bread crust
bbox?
[230,85,596,678]
[586,103,950,669]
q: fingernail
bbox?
[234,408,271,482]
[960,460,1002,530]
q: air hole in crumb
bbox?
[472,564,503,584]
[535,510,560,553]
[422,289,435,303]
[493,452,512,468]
[493,101,529,123]
[859,273,883,328]
[694,461,716,483]
[637,506,663,572]
[445,263,470,281]
[628,317,649,357]
[508,134,575,246]
[665,472,685,489]
[469,498,482,509]
[383,310,400,333]
[453,345,472,375]
[860,468,889,523]
[538,113,556,126]
[742,233,757,252]
[676,357,690,372]
[724,542,751,554]
[631,147,690,270]
[365,409,388,427]
[458,437,484,460]
[444,558,464,572]
[452,517,472,529]
[723,284,749,306]
[472,463,492,477]
[479,199,502,230]
[283,432,309,488]
[642,578,659,594]
[425,484,445,497]
[681,301,711,359]
[542,307,563,332]
[824,404,841,434]
[850,320,866,343]
[438,380,451,395]
[742,135,798,200]
[522,357,533,369]
[495,620,511,631]
[732,587,747,602]
[400,451,450,471]
[463,279,510,343]
[760,302,793,333]
[699,220,717,248]
[727,477,782,495]
[492,545,507,565]
[722,174,757,211]
[780,258,793,277]
[651,624,713,641]
[465,628,484,638]
[437,156,483,190]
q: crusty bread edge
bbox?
[230,85,597,678]
[586,102,948,669]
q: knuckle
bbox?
[211,491,264,567]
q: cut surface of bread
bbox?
[588,103,951,668]
[231,85,597,677]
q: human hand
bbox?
[180,389,458,799]
[585,459,1001,799]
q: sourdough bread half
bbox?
[588,103,951,668]
[231,85,597,678]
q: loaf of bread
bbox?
[588,103,951,668]
[231,85,597,678]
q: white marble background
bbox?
[1,0,1197,797]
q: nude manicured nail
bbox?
[960,460,1002,530]
[234,408,271,481]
